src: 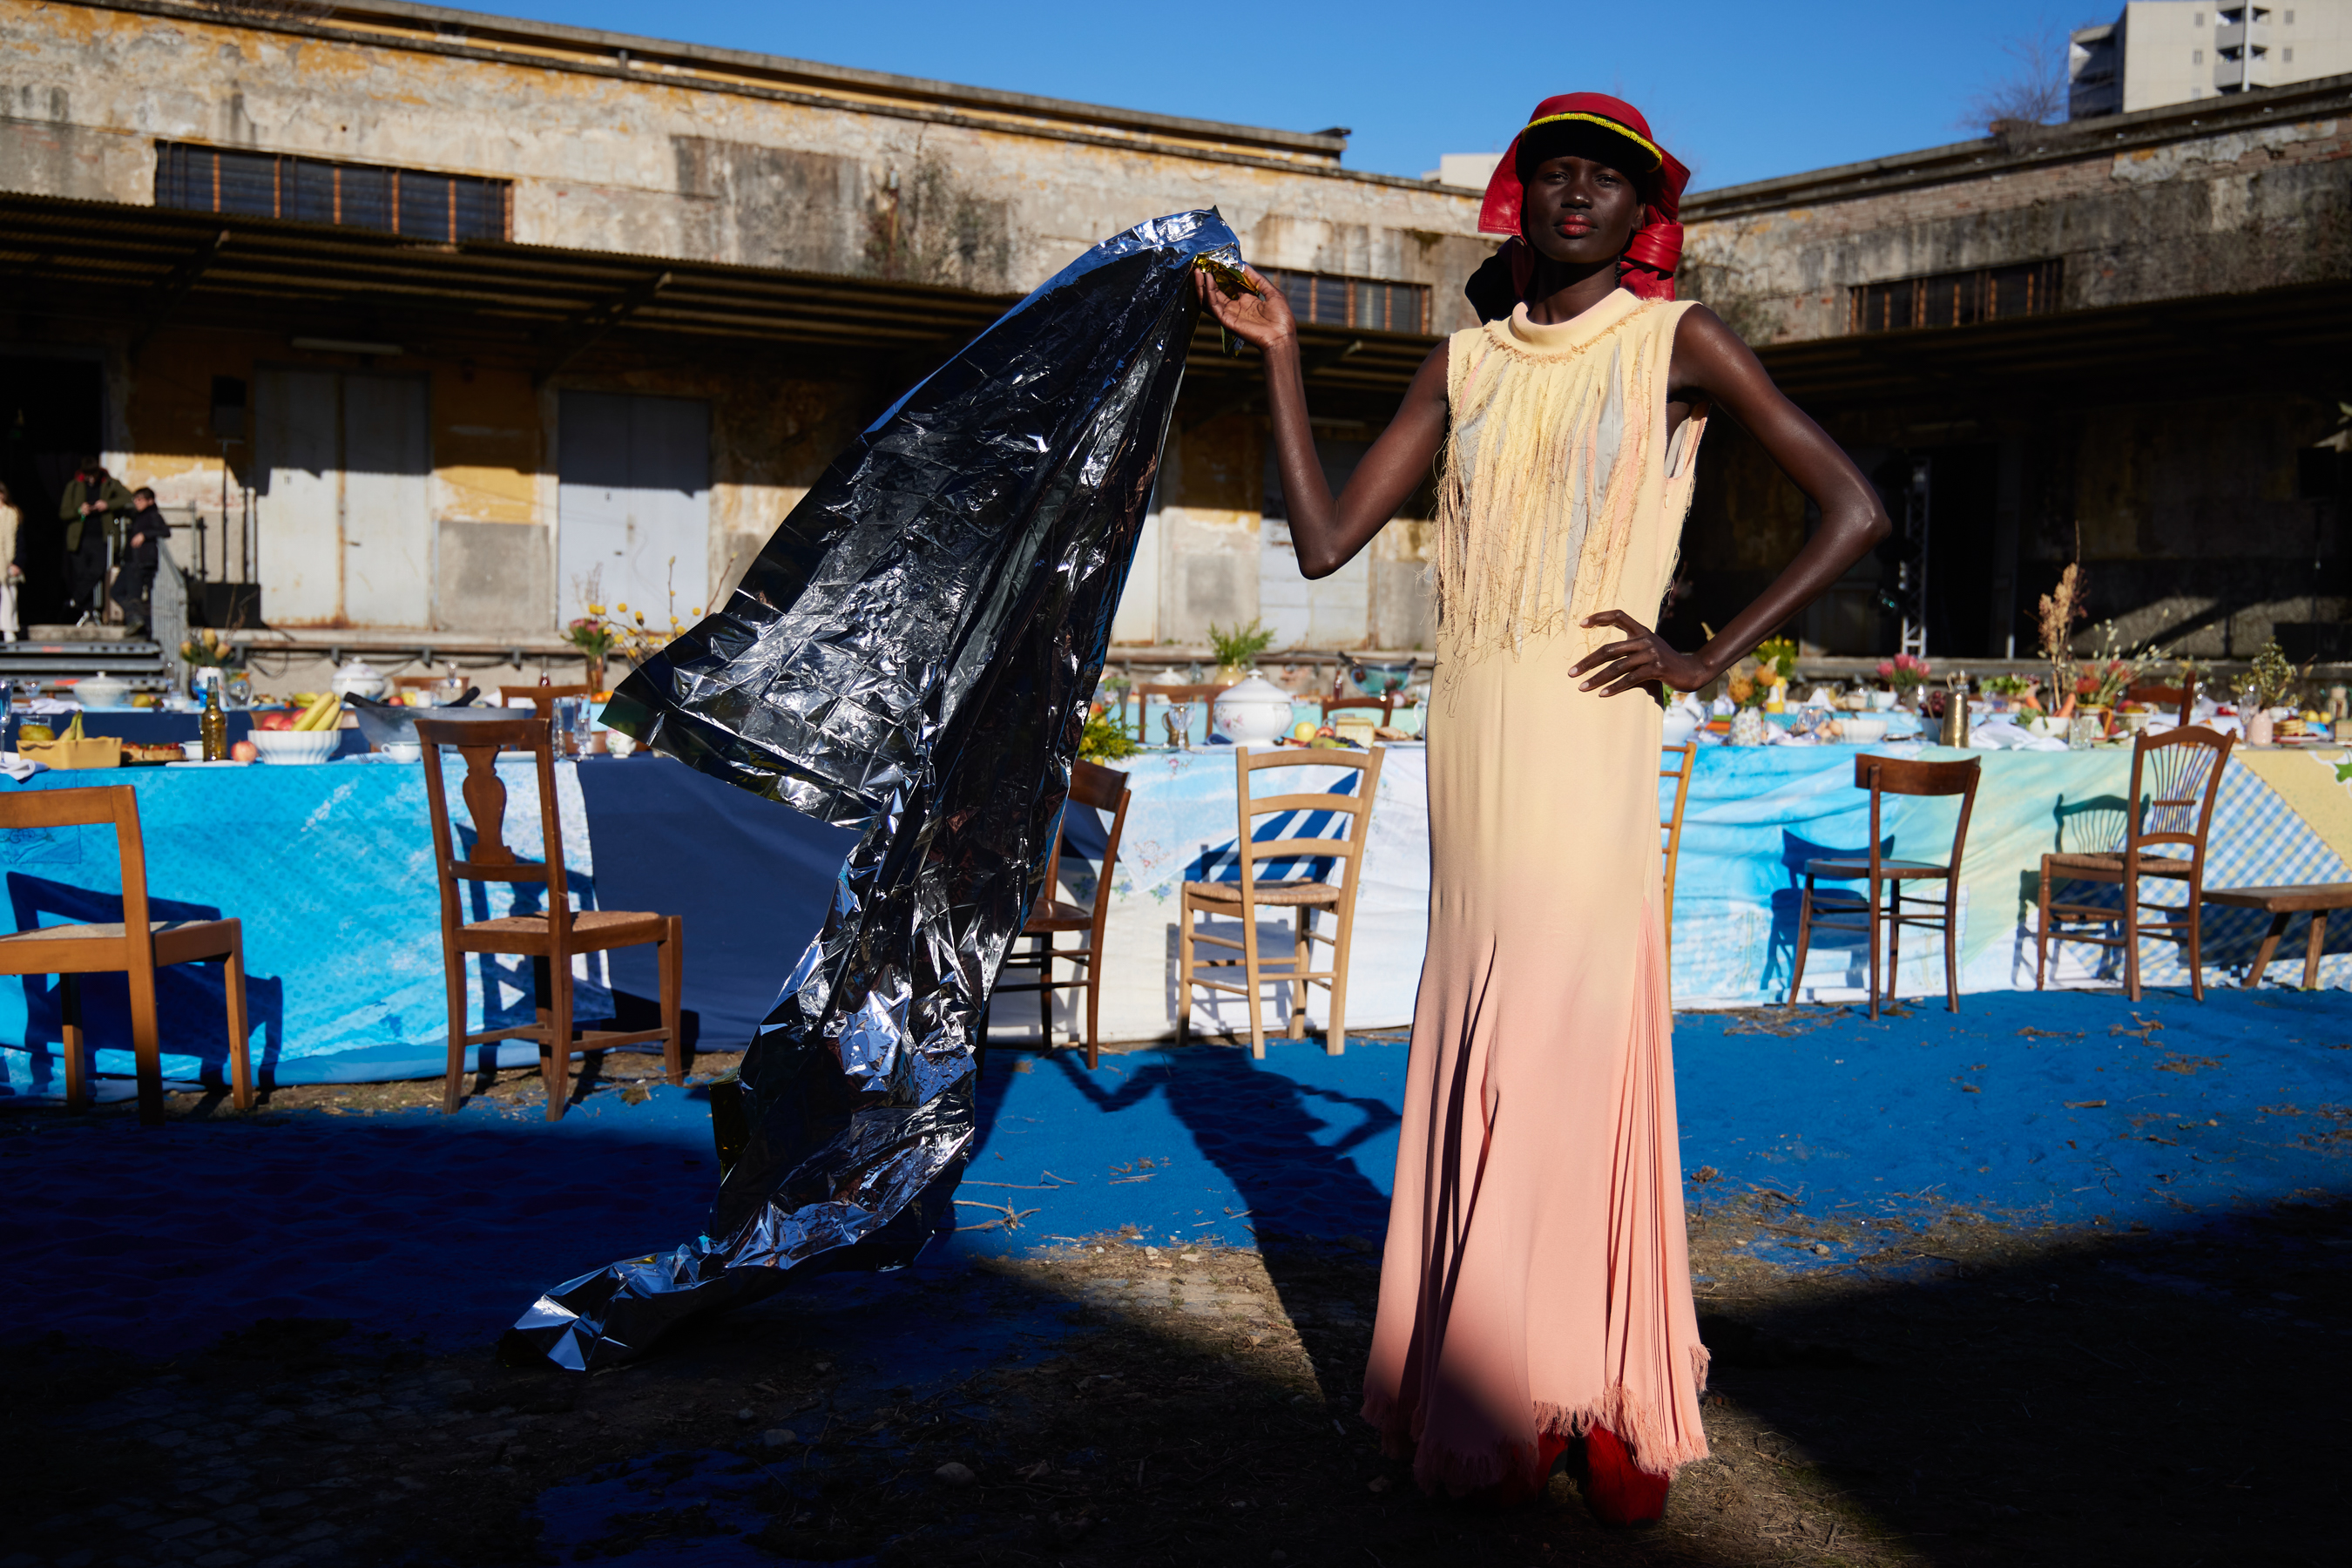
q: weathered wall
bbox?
[1682,98,2352,343]
[0,2,1477,642]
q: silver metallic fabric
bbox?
[503,211,1241,1371]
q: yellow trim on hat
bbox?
[1520,112,1663,169]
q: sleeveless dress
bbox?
[1360,288,1713,1495]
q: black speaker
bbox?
[195,582,262,630]
[210,375,247,441]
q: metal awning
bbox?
[0,191,1439,401]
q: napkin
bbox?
[1,752,51,781]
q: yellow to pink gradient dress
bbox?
[1362,288,1713,1493]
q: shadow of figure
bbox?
[5,870,286,1093]
[1014,1040,1401,1382]
[1767,827,1894,997]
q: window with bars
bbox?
[154,142,510,243]
[1257,268,1429,334]
[1849,260,2063,334]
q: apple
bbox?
[230,740,258,762]
[255,712,294,732]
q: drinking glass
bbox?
[553,695,592,757]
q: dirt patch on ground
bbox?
[5,1174,2348,1567]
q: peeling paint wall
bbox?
[0,2,1482,640]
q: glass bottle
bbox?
[200,681,227,761]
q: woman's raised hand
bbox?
[1571,609,1715,696]
[1194,264,1295,353]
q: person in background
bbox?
[57,456,132,625]
[111,486,172,638]
[0,479,22,641]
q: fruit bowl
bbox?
[248,730,341,765]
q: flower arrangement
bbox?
[1078,708,1139,763]
[1982,672,2040,711]
[2038,563,2088,715]
[563,565,704,688]
[1876,652,1931,693]
[1723,658,1772,709]
[1754,636,1799,685]
[179,625,238,668]
[2250,639,2301,713]
[1206,618,1276,674]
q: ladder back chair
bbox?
[1321,693,1397,725]
[2036,725,2234,1002]
[1129,682,1226,744]
[0,784,252,1123]
[1790,754,1983,1019]
[1659,741,1698,977]
[2125,672,2198,727]
[1179,745,1384,1058]
[417,713,684,1119]
[991,760,1133,1070]
[498,684,594,726]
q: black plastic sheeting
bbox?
[501,211,1244,1371]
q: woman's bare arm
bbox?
[1571,305,1890,696]
[1197,266,1450,578]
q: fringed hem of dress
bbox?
[1362,1343,1713,1494]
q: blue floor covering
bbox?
[2,987,2345,1366]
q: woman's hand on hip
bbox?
[1194,264,1296,355]
[1571,610,1713,696]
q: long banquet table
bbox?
[3,739,2350,1091]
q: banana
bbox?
[294,692,342,733]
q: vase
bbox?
[2247,711,2274,746]
[1212,662,1250,688]
[585,657,606,695]
[1728,706,1768,747]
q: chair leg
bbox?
[1175,897,1193,1047]
[2121,877,2142,1004]
[661,916,685,1085]
[443,949,470,1114]
[224,936,254,1111]
[2034,862,2053,991]
[1326,904,1352,1058]
[1288,908,1309,1041]
[1885,877,1903,1013]
[1865,875,1882,1023]
[1240,899,1267,1060]
[2247,911,2288,990]
[127,955,164,1128]
[1037,934,1056,1044]
[2186,885,2205,1003]
[59,973,84,1115]
[1789,879,1815,1006]
[1083,949,1101,1072]
[2302,910,2328,991]
[1942,880,1961,1014]
[544,957,574,1121]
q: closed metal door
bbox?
[557,392,710,630]
[253,370,431,625]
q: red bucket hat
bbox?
[1477,92,1691,301]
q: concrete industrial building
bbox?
[2072,3,2352,118]
[0,0,1480,683]
[1678,70,2352,661]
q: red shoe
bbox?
[1578,1425,1670,1526]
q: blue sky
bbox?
[458,1,2097,192]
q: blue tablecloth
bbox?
[0,755,853,1093]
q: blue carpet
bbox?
[2,988,2344,1360]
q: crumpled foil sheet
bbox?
[502,210,1241,1371]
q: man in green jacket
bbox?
[57,456,131,624]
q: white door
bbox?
[341,375,432,626]
[254,370,432,626]
[557,392,711,630]
[253,369,341,625]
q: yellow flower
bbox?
[690,606,703,617]
[614,602,628,612]
[586,603,605,616]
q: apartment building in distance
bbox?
[2072,2,2352,118]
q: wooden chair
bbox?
[1130,682,1226,744]
[1179,746,1384,1058]
[499,683,592,724]
[0,785,251,1124]
[2126,673,2197,726]
[2036,726,2234,1002]
[1321,693,1396,725]
[417,713,684,1119]
[1790,754,1983,1019]
[1660,740,1698,977]
[990,760,1133,1070]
